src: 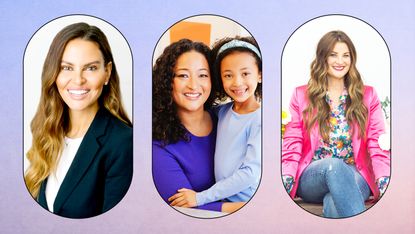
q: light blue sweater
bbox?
[196,102,261,206]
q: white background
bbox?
[23,15,133,169]
[282,15,390,113]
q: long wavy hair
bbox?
[152,39,216,145]
[211,36,262,102]
[303,30,367,141]
[25,22,132,199]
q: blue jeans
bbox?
[297,158,370,218]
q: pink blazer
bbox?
[282,85,390,200]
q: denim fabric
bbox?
[297,158,370,218]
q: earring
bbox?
[105,81,108,85]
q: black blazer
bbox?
[38,108,133,218]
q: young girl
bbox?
[169,37,261,210]
[282,31,390,218]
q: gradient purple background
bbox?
[1,1,414,233]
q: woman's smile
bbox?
[332,65,346,71]
[172,50,211,114]
[56,38,111,115]
[183,92,202,99]
[67,89,90,99]
[326,42,351,79]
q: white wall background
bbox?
[23,15,133,169]
[153,15,252,64]
[282,15,390,113]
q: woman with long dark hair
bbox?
[25,22,132,218]
[282,30,390,218]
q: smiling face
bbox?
[56,38,111,116]
[220,51,261,108]
[172,50,211,115]
[326,42,351,80]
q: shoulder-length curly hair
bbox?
[153,39,216,145]
[303,30,367,141]
[25,22,132,199]
[211,36,262,102]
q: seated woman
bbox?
[282,30,390,218]
[25,22,133,218]
[152,39,243,214]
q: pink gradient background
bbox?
[1,0,414,233]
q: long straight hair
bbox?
[303,30,367,141]
[25,22,131,199]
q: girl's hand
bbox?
[168,188,197,207]
[222,202,246,213]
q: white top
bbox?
[45,136,83,212]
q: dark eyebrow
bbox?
[61,60,101,67]
[176,68,209,72]
[175,68,189,72]
[83,61,101,67]
[223,67,250,72]
[330,51,350,54]
[61,60,74,65]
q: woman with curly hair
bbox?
[25,22,132,218]
[152,39,243,214]
[282,30,390,218]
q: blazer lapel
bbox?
[38,178,49,210]
[53,108,109,214]
[300,91,319,160]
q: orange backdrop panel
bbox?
[170,21,211,46]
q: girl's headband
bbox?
[217,39,261,59]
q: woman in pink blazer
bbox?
[282,31,390,218]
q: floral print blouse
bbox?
[313,89,354,163]
[282,88,389,195]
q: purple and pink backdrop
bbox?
[1,0,414,233]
